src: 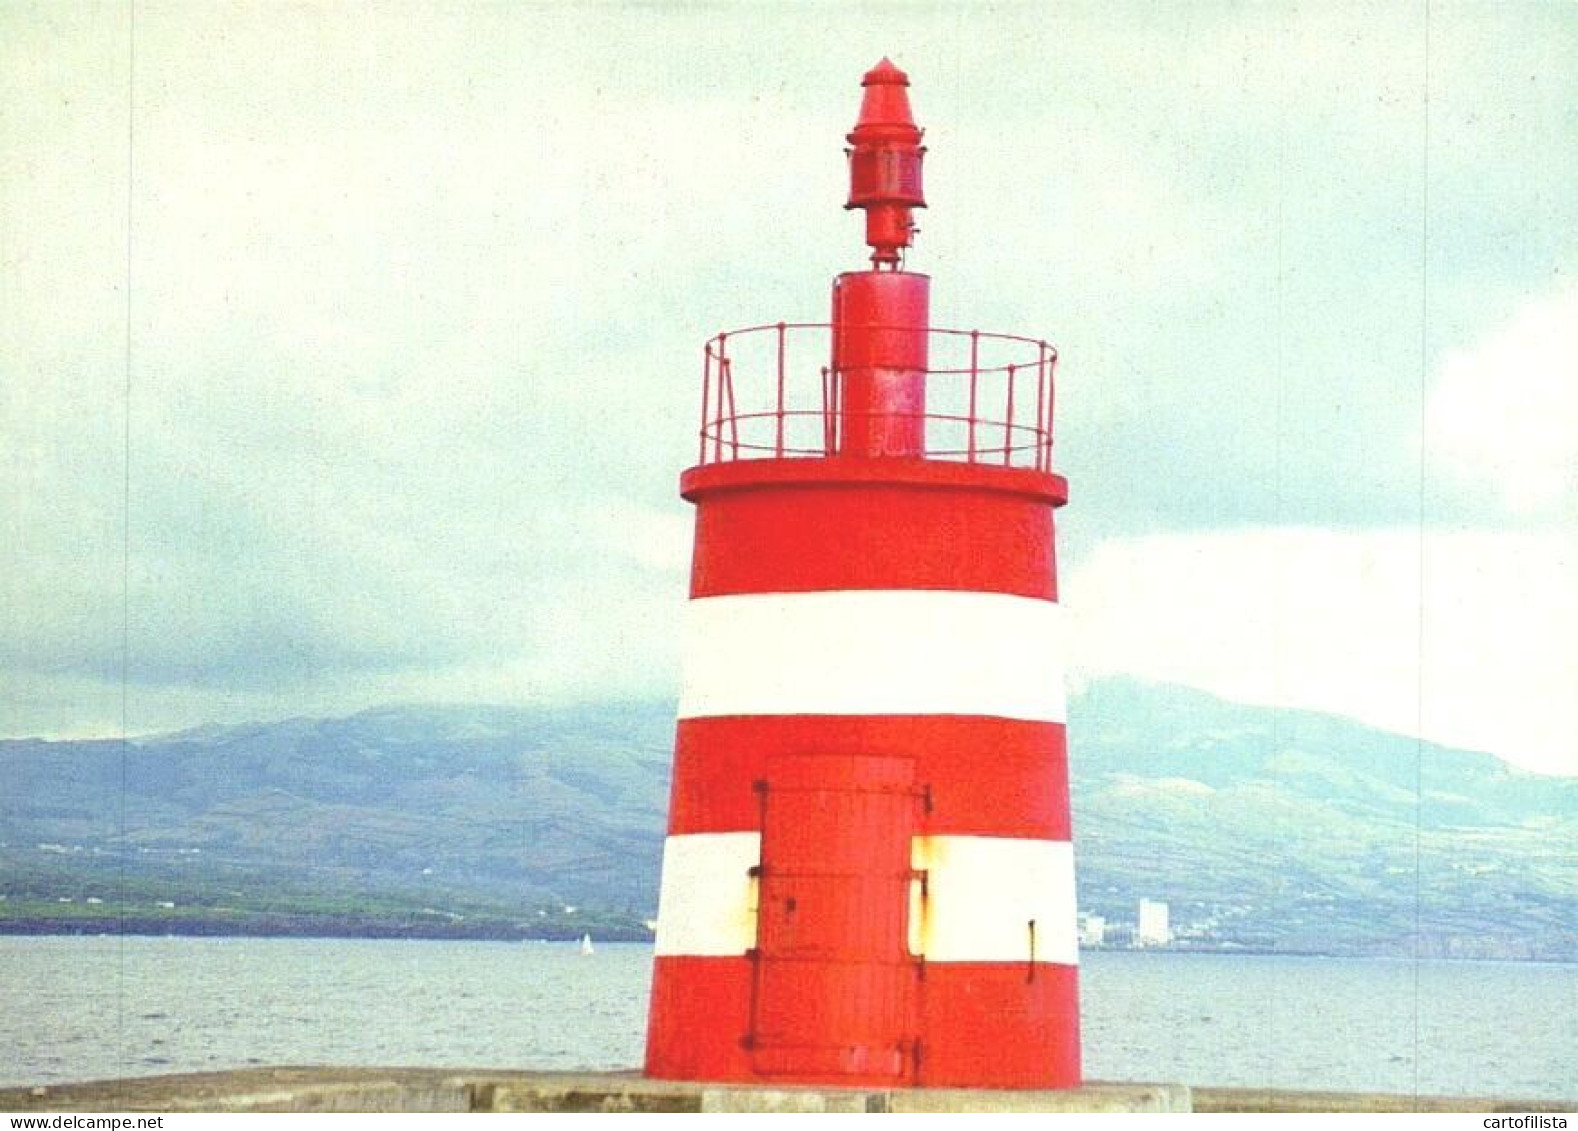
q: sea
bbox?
[1,937,1573,1100]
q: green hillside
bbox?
[1,682,1571,958]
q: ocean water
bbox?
[1,937,1572,1100]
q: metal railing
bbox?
[698,323,1059,472]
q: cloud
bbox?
[1067,528,1576,776]
[2,4,1574,750]
[1426,287,1578,517]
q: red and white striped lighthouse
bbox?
[644,59,1079,1090]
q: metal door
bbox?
[748,753,922,1081]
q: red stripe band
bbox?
[667,715,1069,840]
[646,955,1080,1089]
[686,464,1062,600]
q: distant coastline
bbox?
[0,907,655,944]
[0,918,647,943]
[1,919,1569,964]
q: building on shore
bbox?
[1137,899,1171,947]
[1078,913,1106,947]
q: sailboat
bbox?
[579,933,594,956]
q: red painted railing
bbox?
[698,323,1058,472]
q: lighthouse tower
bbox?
[644,60,1079,1091]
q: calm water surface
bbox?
[1,937,1572,1099]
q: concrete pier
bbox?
[2,1069,1570,1113]
[3,1069,1186,1113]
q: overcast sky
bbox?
[2,3,1573,775]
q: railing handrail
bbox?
[698,322,1059,472]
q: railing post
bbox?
[1034,344,1047,472]
[968,330,979,463]
[700,343,712,465]
[1045,347,1057,469]
[1003,363,1016,466]
[714,333,729,463]
[775,322,786,459]
[723,357,741,460]
[820,365,834,455]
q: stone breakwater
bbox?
[2,1070,1572,1113]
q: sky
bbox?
[1,3,1573,775]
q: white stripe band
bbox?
[652,832,761,957]
[677,590,1066,723]
[909,836,1078,965]
[653,831,1077,966]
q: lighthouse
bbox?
[644,60,1079,1090]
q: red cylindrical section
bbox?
[645,460,1079,1090]
[683,460,1063,600]
[833,271,929,458]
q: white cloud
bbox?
[3,4,1575,745]
[579,497,692,574]
[1068,528,1576,776]
[1426,288,1578,516]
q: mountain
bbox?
[0,681,1571,958]
[1070,680,1573,959]
[0,703,674,940]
